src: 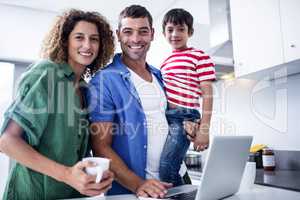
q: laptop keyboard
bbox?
[170,190,197,200]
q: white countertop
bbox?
[63,185,300,200]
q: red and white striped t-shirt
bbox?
[160,47,216,109]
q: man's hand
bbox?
[184,121,209,152]
[63,161,114,196]
[136,179,172,198]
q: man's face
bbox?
[117,17,154,62]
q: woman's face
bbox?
[67,20,100,72]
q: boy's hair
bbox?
[162,8,194,35]
[118,5,153,29]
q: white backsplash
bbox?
[211,72,300,150]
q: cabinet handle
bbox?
[290,44,296,48]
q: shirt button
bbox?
[144,145,147,149]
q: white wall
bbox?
[0,1,212,64]
[0,4,57,62]
[0,62,15,195]
[211,72,300,150]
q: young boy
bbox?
[159,8,216,186]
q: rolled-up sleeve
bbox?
[87,72,115,123]
[1,73,48,147]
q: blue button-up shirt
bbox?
[87,53,164,195]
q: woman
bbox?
[0,9,115,199]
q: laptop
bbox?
[165,135,253,200]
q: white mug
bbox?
[239,161,256,192]
[82,157,110,183]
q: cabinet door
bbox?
[280,0,300,63]
[230,0,284,77]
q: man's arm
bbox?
[0,120,113,196]
[91,122,171,198]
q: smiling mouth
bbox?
[128,45,143,49]
[79,52,93,56]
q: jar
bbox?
[262,148,275,171]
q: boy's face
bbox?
[164,22,191,50]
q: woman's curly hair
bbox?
[41,9,115,77]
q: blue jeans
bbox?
[159,107,201,186]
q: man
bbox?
[87,5,172,198]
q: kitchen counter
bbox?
[228,185,300,200]
[255,169,300,192]
[188,167,300,192]
[62,185,300,200]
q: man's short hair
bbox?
[118,5,153,29]
[162,8,194,35]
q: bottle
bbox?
[262,148,275,171]
[239,154,256,191]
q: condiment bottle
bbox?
[262,148,275,171]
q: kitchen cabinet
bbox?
[230,0,300,78]
[280,0,300,63]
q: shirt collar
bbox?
[172,47,193,53]
[58,62,76,81]
[53,62,87,88]
[112,53,160,77]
